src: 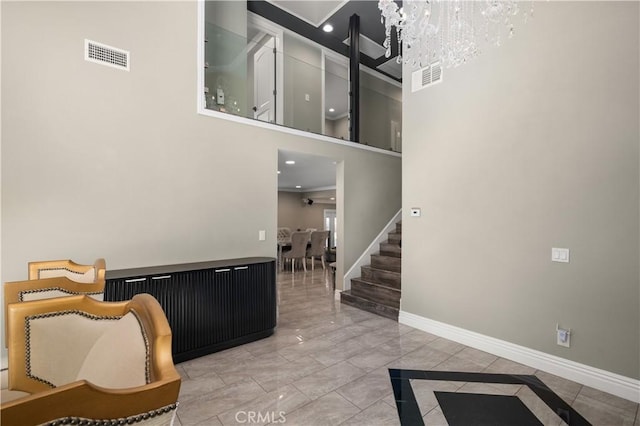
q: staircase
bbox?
[340,221,401,320]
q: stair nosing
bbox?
[362,265,401,276]
[351,277,401,292]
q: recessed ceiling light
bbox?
[329,108,335,112]
[295,185,302,189]
[322,23,333,33]
[277,170,281,174]
[330,197,335,201]
[285,160,295,165]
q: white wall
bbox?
[1,1,401,357]
[402,1,639,380]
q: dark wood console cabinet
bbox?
[104,257,276,363]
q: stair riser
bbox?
[387,232,401,243]
[371,255,401,272]
[380,242,401,258]
[341,291,399,320]
[396,223,402,233]
[361,267,401,289]
[351,280,400,308]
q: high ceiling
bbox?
[249,0,402,81]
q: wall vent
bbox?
[411,62,443,92]
[84,39,129,71]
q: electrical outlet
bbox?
[556,326,571,347]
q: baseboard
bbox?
[334,289,342,301]
[399,310,640,403]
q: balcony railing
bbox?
[203,20,402,153]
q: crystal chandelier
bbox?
[378,0,533,69]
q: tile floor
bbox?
[174,268,639,425]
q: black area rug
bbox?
[388,369,592,426]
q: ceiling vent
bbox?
[84,39,129,71]
[411,62,442,92]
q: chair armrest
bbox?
[1,378,180,426]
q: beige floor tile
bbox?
[454,347,498,366]
[216,384,310,426]
[576,385,639,418]
[251,355,327,392]
[534,370,583,404]
[385,345,452,371]
[217,352,292,385]
[431,353,489,372]
[335,368,395,409]
[572,391,637,426]
[309,337,371,367]
[321,323,372,344]
[456,382,522,396]
[483,357,537,375]
[180,347,255,379]
[178,371,226,402]
[292,360,367,400]
[422,407,449,426]
[425,337,466,355]
[176,379,266,425]
[277,337,336,361]
[279,392,360,426]
[346,345,403,372]
[410,379,464,416]
[340,400,401,426]
[515,385,564,426]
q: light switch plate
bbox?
[259,230,266,241]
[552,248,570,263]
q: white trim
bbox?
[334,289,342,301]
[399,311,640,403]
[198,108,401,158]
[343,209,402,291]
[247,13,284,125]
[197,0,206,113]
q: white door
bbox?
[253,38,275,123]
[324,209,337,248]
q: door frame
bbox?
[248,13,284,125]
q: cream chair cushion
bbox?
[21,289,104,302]
[39,267,96,283]
[0,370,29,403]
[76,312,148,389]
[28,313,115,386]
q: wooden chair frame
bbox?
[28,258,106,283]
[1,294,180,426]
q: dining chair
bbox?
[282,231,310,273]
[306,230,329,270]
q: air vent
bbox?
[411,62,443,92]
[84,39,129,71]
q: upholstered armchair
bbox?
[1,294,181,426]
[5,259,106,345]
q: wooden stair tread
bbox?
[351,277,400,292]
